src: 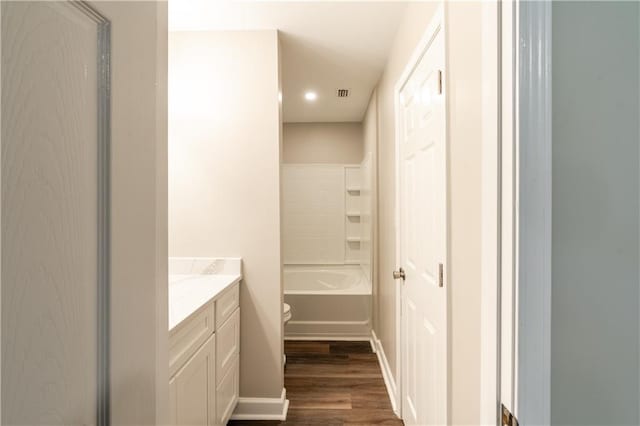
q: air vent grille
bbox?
[336,88,350,98]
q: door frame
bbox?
[480,1,553,425]
[479,0,502,423]
[515,1,552,424]
[393,5,448,421]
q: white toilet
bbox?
[283,303,292,367]
[283,303,292,325]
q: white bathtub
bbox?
[284,265,371,295]
[284,265,371,339]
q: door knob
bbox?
[393,268,406,280]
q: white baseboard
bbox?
[230,388,290,421]
[371,330,400,417]
[284,335,371,341]
[285,320,370,340]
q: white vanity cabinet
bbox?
[169,280,240,426]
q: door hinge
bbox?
[438,70,443,95]
[501,404,519,426]
[438,263,444,287]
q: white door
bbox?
[397,20,447,426]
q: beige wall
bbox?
[445,2,483,424]
[283,122,363,164]
[372,2,483,424]
[168,30,284,399]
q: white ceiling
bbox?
[169,1,408,123]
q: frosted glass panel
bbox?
[2,2,110,424]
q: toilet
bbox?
[283,303,292,325]
[283,303,292,367]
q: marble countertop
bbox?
[168,257,242,331]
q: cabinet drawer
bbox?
[216,308,240,385]
[216,355,239,426]
[169,302,215,377]
[215,282,239,327]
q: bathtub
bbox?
[284,265,371,339]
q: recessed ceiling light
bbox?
[304,91,317,101]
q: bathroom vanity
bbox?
[168,258,241,426]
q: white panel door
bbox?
[2,2,109,424]
[398,24,447,426]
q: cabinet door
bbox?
[175,334,216,425]
[216,308,240,424]
[216,357,239,425]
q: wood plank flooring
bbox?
[229,341,403,426]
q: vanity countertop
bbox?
[168,257,242,331]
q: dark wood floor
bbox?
[229,340,403,426]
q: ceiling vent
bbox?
[336,88,350,98]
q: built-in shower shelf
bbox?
[345,166,362,262]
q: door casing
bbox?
[480,1,553,425]
[515,1,552,424]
